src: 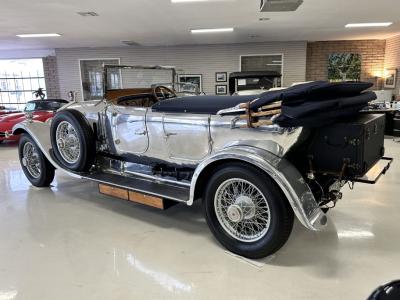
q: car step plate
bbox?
[98,184,178,210]
[84,172,190,204]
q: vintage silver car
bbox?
[13,65,391,259]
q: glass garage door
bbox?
[0,58,46,110]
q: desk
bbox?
[361,109,398,135]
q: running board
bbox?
[84,172,190,205]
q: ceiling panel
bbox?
[0,0,399,49]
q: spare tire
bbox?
[50,109,95,172]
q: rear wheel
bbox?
[203,162,294,259]
[50,109,95,172]
[18,134,55,187]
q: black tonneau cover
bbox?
[152,95,255,114]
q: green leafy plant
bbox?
[33,88,46,100]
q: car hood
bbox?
[0,112,25,123]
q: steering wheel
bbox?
[152,85,177,101]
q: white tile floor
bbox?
[0,139,399,300]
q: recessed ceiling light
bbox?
[120,40,141,46]
[171,0,232,2]
[345,22,392,28]
[171,0,209,2]
[191,28,234,34]
[16,33,61,38]
[77,11,99,17]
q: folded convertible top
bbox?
[246,81,376,128]
[251,81,373,109]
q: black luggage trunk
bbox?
[307,114,385,177]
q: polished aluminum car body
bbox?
[13,101,326,232]
[13,65,328,233]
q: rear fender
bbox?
[190,146,327,231]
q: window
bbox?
[241,54,283,73]
[0,58,46,110]
[80,59,121,101]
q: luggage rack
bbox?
[345,157,393,184]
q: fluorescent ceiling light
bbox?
[345,22,392,28]
[17,33,61,38]
[191,28,234,34]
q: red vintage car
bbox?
[0,99,68,143]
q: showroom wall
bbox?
[55,41,307,101]
[306,40,386,87]
[385,34,400,94]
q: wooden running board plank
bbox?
[99,184,129,200]
[98,183,169,210]
[128,191,165,209]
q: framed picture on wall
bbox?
[384,69,397,89]
[327,53,361,82]
[177,74,202,92]
[215,84,227,95]
[215,72,227,82]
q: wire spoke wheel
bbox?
[214,178,271,243]
[55,121,81,164]
[22,142,41,179]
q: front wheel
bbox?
[203,163,294,259]
[18,134,55,187]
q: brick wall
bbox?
[306,40,386,88]
[42,56,60,99]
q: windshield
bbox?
[25,101,66,112]
[151,82,200,95]
[103,65,201,101]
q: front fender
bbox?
[190,146,327,231]
[12,120,81,178]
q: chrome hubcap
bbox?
[55,121,80,164]
[227,205,242,223]
[214,178,271,243]
[22,142,41,179]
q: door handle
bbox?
[134,130,147,135]
[165,132,177,137]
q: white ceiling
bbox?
[0,0,400,50]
